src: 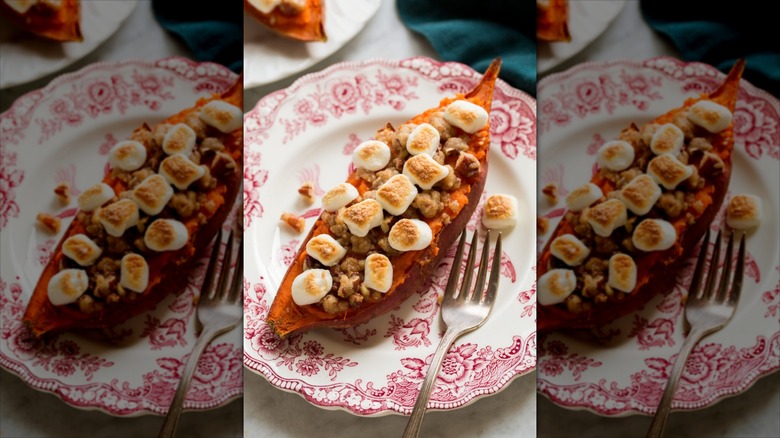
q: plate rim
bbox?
[0,56,242,417]
[535,56,780,417]
[242,56,537,416]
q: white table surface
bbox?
[241,1,538,437]
[0,2,242,437]
[536,2,780,437]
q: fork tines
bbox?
[689,229,746,304]
[201,229,244,303]
[445,230,502,306]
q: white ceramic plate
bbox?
[537,0,625,74]
[536,57,780,416]
[0,58,242,416]
[243,0,381,89]
[244,57,537,416]
[0,1,137,89]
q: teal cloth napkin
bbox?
[641,1,779,97]
[397,0,536,96]
[152,0,242,73]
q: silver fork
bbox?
[403,230,502,438]
[647,229,745,438]
[158,229,244,438]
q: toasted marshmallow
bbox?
[608,253,637,292]
[199,100,242,133]
[340,199,383,237]
[5,0,34,14]
[47,269,89,306]
[291,269,332,306]
[403,154,449,190]
[376,174,418,216]
[306,234,346,267]
[566,183,603,212]
[159,154,206,190]
[97,199,139,237]
[650,123,684,155]
[406,123,441,156]
[620,174,662,216]
[632,218,676,251]
[482,194,519,229]
[364,253,393,293]
[443,100,489,134]
[77,182,114,212]
[144,218,188,252]
[687,100,732,133]
[162,123,197,156]
[353,140,391,171]
[132,174,174,216]
[584,199,627,237]
[120,253,149,293]
[537,269,577,306]
[550,234,590,266]
[726,194,762,230]
[109,140,147,172]
[388,219,432,252]
[62,234,102,266]
[647,154,693,190]
[322,183,359,212]
[596,140,635,171]
[246,0,281,14]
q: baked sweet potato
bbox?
[0,0,82,42]
[537,60,745,332]
[23,77,243,337]
[537,0,570,42]
[244,0,326,42]
[266,59,502,338]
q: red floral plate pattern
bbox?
[244,57,537,416]
[0,58,242,416]
[536,57,779,416]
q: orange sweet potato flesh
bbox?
[538,60,745,332]
[0,0,82,42]
[267,59,502,338]
[244,0,326,42]
[22,78,243,337]
[537,0,570,42]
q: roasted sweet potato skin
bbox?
[244,0,326,42]
[0,0,82,42]
[266,60,502,338]
[537,60,745,332]
[22,79,243,337]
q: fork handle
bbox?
[646,326,708,438]
[403,327,463,438]
[158,326,220,438]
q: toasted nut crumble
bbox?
[37,213,61,234]
[54,183,70,205]
[298,182,315,205]
[281,212,306,233]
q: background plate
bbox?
[243,57,537,416]
[0,57,242,416]
[536,57,780,416]
[0,1,137,89]
[537,0,625,74]
[243,0,381,89]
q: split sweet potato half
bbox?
[23,78,244,337]
[538,60,745,332]
[0,0,82,42]
[244,0,326,42]
[537,0,570,42]
[266,59,502,338]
